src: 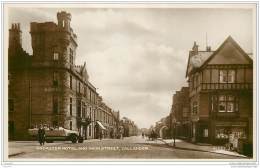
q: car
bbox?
[28,127,83,143]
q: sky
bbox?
[8,6,253,129]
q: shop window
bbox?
[215,128,229,139]
[53,121,58,127]
[203,129,208,137]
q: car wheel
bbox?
[70,134,78,143]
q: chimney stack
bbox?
[192,41,199,55]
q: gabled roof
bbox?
[185,36,252,77]
[200,36,252,68]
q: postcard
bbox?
[2,2,258,165]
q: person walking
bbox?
[38,125,45,146]
[99,131,102,140]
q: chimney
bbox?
[192,41,199,55]
[9,23,22,51]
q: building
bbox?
[120,117,138,137]
[8,11,120,140]
[185,36,253,145]
[170,87,190,140]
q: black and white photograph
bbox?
[1,2,258,165]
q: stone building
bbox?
[186,36,253,145]
[121,117,138,137]
[8,11,120,140]
[170,87,190,140]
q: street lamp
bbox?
[172,118,176,147]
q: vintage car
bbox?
[28,127,83,143]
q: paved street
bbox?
[9,136,248,159]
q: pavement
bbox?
[158,138,248,158]
[8,136,250,159]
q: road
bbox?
[8,136,247,159]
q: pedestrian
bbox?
[99,131,102,140]
[142,132,144,138]
[38,125,45,146]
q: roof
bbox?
[186,36,252,77]
[190,51,213,68]
[200,36,252,68]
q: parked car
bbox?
[28,127,83,143]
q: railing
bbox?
[200,83,252,90]
[214,112,239,119]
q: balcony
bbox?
[200,83,252,91]
[214,112,239,119]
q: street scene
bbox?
[9,136,246,159]
[6,5,255,161]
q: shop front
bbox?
[95,121,106,139]
[213,122,247,146]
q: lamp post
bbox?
[172,118,176,147]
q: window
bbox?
[192,76,195,89]
[89,125,91,136]
[69,48,73,65]
[94,110,96,121]
[53,72,58,86]
[84,87,87,96]
[77,100,81,117]
[70,121,72,130]
[53,52,59,60]
[192,101,198,114]
[215,128,229,139]
[70,97,72,116]
[218,95,226,112]
[203,129,208,137]
[218,95,238,113]
[228,70,235,83]
[53,121,58,127]
[219,70,235,83]
[9,99,14,112]
[69,75,72,89]
[78,82,81,93]
[82,102,86,118]
[53,96,58,114]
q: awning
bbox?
[96,121,106,130]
